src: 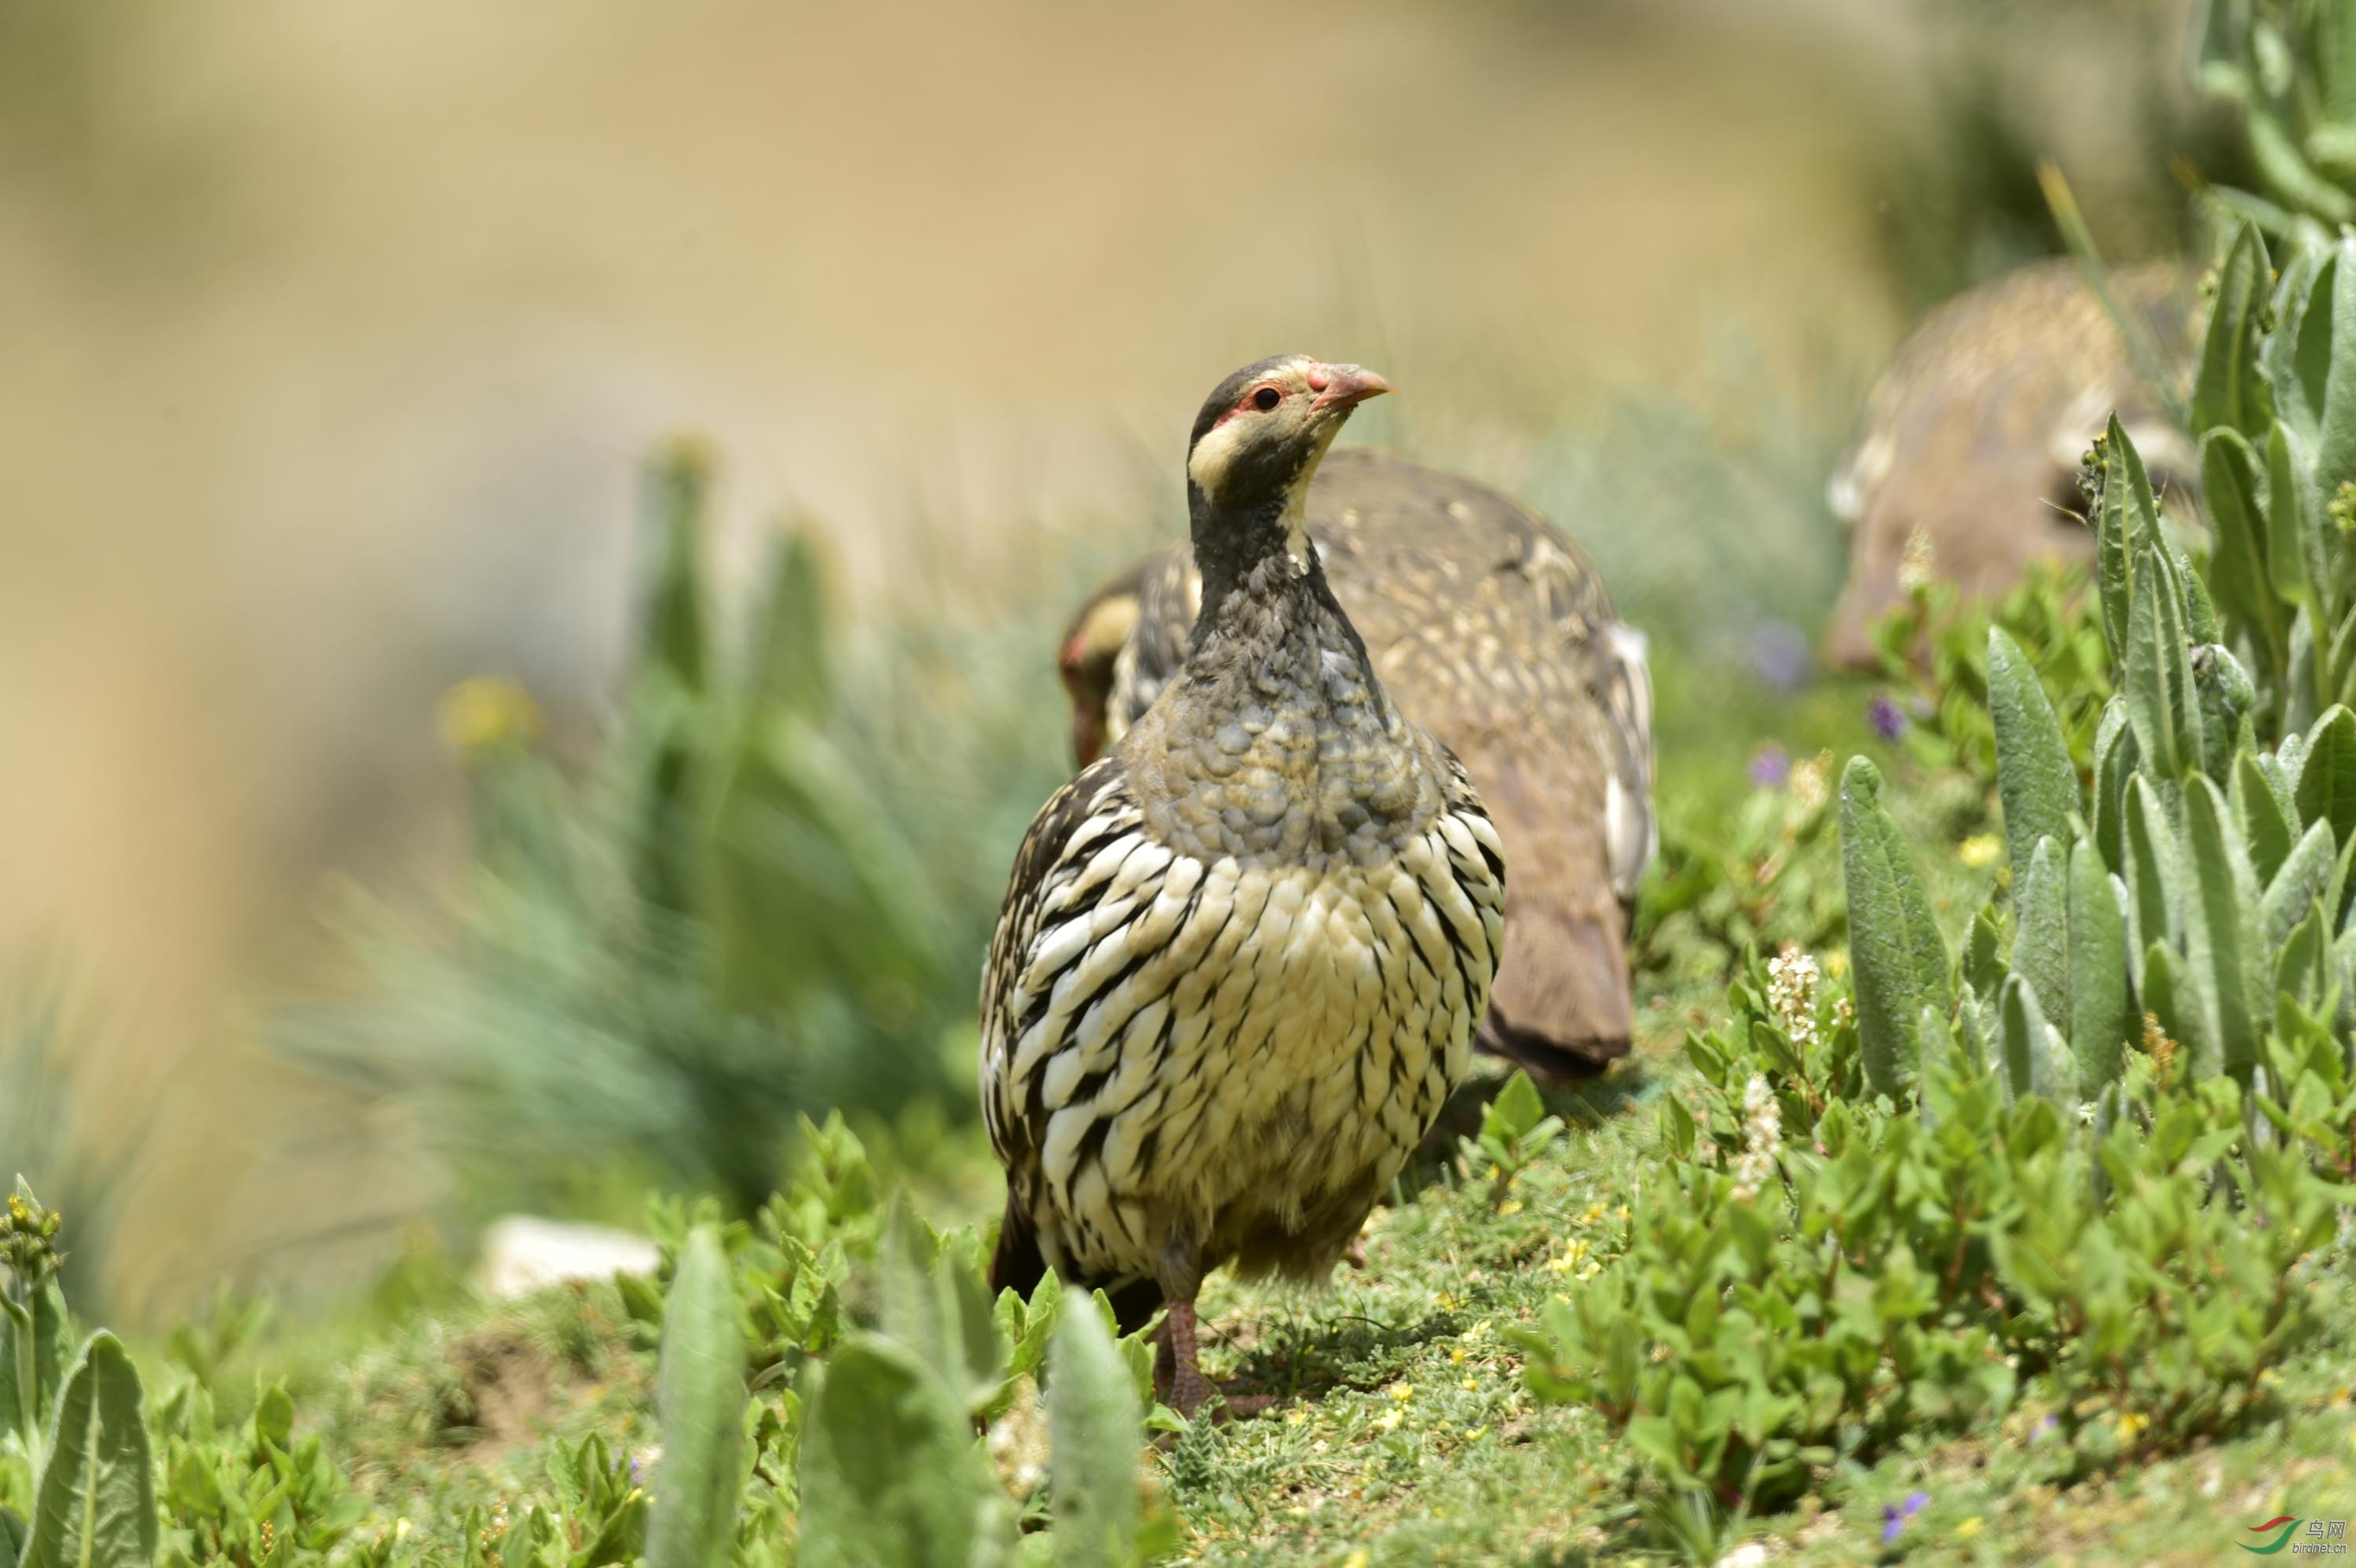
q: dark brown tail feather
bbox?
[988,1196,1163,1335]
[1480,895,1634,1081]
[987,1194,1047,1300]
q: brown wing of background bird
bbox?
[1066,448,1655,1077]
[1820,259,2198,671]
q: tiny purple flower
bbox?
[1867,691,1908,742]
[1749,745,1791,788]
[1882,1490,1931,1544]
[2033,1414,2058,1442]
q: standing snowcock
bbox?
[980,356,1507,1416]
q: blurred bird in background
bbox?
[1820,258,2198,670]
[1058,448,1654,1080]
[982,358,1506,1416]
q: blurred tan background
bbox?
[0,0,2198,1311]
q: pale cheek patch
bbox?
[1187,417,1249,496]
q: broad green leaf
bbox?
[2124,776,2183,956]
[2014,838,2069,1031]
[2263,818,2339,952]
[798,1337,1015,1568]
[2067,842,2131,1099]
[2090,699,2134,875]
[2182,774,2263,1080]
[2142,941,2197,1078]
[2194,642,2255,781]
[2267,422,2315,608]
[1999,974,2073,1105]
[1963,903,2006,1000]
[0,1277,67,1461]
[1839,757,1950,1100]
[2192,221,2277,438]
[2292,603,2324,736]
[2201,428,2285,682]
[2236,747,2299,884]
[1047,1285,1144,1568]
[2265,241,2329,428]
[2124,533,2197,780]
[880,1204,1002,1415]
[2316,238,2356,502]
[1480,1070,1547,1146]
[1988,628,2081,892]
[648,1226,747,1568]
[23,1333,154,1568]
[2279,901,2330,1013]
[2093,415,2160,662]
[2296,707,2356,843]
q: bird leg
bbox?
[1155,1298,1216,1418]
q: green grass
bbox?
[177,1023,2356,1566]
[1160,1051,2356,1566]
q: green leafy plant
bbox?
[286,440,1088,1218]
[647,1226,748,1568]
[1516,962,2340,1548]
[0,1180,156,1568]
[1869,560,2114,788]
[795,1208,1175,1566]
[2196,0,2356,231]
[1469,1071,1564,1208]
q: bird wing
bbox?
[979,754,1139,1177]
[1104,546,1196,748]
[1592,620,1656,908]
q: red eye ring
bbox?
[1251,386,1282,411]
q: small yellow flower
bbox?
[1284,1409,1307,1425]
[1614,1204,1630,1223]
[1497,1199,1524,1216]
[1449,1347,1465,1364]
[1956,1517,1982,1540]
[1460,1377,1479,1391]
[437,677,542,755]
[1463,1425,1487,1440]
[1958,834,2003,870]
[1388,1383,1414,1402]
[1578,1201,1608,1225]
[1343,1553,1370,1568]
[1375,1409,1403,1432]
[2115,1409,2149,1441]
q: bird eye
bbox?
[1252,386,1282,411]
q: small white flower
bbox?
[1767,948,1821,1047]
[1730,1074,1784,1204]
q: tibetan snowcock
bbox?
[980,356,1507,1416]
[1055,447,1653,1078]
